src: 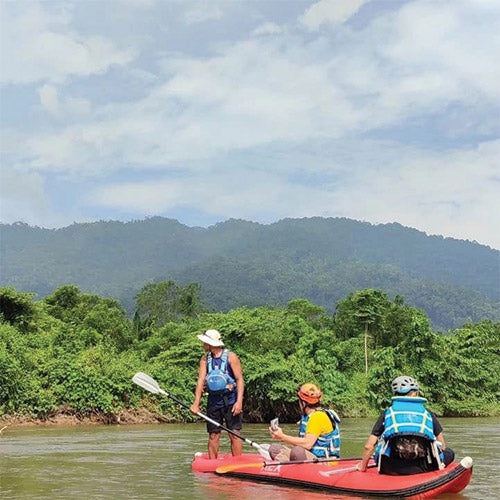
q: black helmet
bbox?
[391,376,419,394]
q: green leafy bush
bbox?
[1,285,499,421]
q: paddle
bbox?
[132,372,271,459]
[319,463,377,477]
[217,456,362,474]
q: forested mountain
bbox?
[1,217,499,329]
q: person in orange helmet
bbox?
[268,383,341,461]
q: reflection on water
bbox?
[0,418,498,499]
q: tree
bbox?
[43,285,85,321]
[135,280,203,328]
[43,285,132,350]
[285,299,331,329]
[333,289,388,374]
[0,287,38,333]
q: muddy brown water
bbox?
[1,418,498,499]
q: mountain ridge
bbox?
[1,216,498,329]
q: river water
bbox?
[1,418,498,499]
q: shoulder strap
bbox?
[220,349,230,372]
[320,408,340,426]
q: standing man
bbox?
[190,329,244,459]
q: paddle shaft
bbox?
[262,456,362,467]
[157,388,264,452]
[217,456,365,473]
[320,463,377,476]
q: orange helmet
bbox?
[297,383,322,404]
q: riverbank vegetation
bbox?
[1,283,499,424]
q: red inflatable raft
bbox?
[191,453,473,499]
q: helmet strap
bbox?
[298,399,308,414]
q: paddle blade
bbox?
[216,462,265,474]
[133,372,161,394]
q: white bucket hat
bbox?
[197,329,224,347]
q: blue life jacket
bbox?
[298,408,341,458]
[205,349,236,394]
[374,396,444,469]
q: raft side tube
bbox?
[214,460,472,498]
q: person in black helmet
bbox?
[357,376,454,475]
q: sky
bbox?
[1,0,499,249]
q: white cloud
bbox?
[38,84,60,114]
[88,169,334,219]
[65,96,91,116]
[380,0,500,101]
[0,2,135,84]
[253,22,284,36]
[17,37,359,174]
[19,0,499,175]
[1,0,499,249]
[38,84,90,117]
[184,1,223,24]
[330,139,500,248]
[0,168,56,226]
[299,0,366,29]
[88,138,500,249]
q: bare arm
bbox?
[435,432,447,450]
[269,427,317,450]
[229,352,244,415]
[358,434,378,471]
[190,356,207,414]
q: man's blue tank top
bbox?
[207,355,237,409]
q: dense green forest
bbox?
[1,284,499,423]
[1,217,499,330]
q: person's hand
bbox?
[356,462,367,472]
[232,401,242,415]
[269,426,284,440]
[190,404,199,415]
